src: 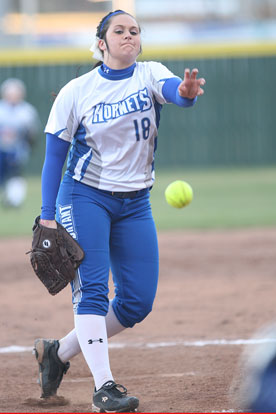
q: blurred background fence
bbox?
[1,0,276,174]
[0,49,275,173]
[1,0,275,235]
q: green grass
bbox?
[0,177,42,238]
[151,166,276,230]
[0,166,275,238]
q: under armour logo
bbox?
[103,67,110,73]
[42,239,51,248]
[102,396,108,403]
[88,338,103,344]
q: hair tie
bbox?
[90,36,103,61]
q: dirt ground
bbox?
[1,228,276,413]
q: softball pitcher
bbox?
[33,9,205,412]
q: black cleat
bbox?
[92,380,139,413]
[33,338,70,398]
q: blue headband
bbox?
[99,10,126,37]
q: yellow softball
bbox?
[165,180,193,208]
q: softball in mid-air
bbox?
[165,180,193,208]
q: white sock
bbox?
[74,314,113,390]
[57,301,126,363]
[106,300,126,338]
[57,329,81,363]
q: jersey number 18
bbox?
[133,117,151,141]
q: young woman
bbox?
[34,9,205,413]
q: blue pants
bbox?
[0,150,21,185]
[56,175,159,328]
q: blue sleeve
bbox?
[162,77,197,107]
[41,133,70,220]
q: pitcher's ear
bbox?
[98,39,106,52]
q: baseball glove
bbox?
[28,216,84,295]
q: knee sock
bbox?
[106,300,126,338]
[57,301,125,363]
[57,329,81,363]
[74,314,113,390]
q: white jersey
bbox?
[0,100,39,159]
[45,61,176,191]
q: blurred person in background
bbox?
[231,324,276,413]
[0,78,40,207]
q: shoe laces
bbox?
[103,381,127,397]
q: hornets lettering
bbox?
[92,87,152,123]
